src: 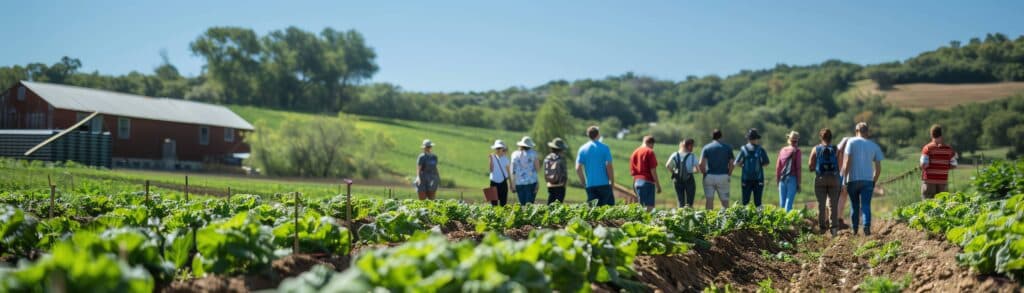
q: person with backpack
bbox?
[776,131,802,212]
[630,135,662,210]
[488,140,512,206]
[920,124,957,199]
[666,138,699,208]
[734,129,770,208]
[842,122,884,236]
[511,136,541,205]
[544,138,569,204]
[808,128,840,235]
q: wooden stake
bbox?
[48,176,55,219]
[184,176,189,201]
[227,187,231,201]
[460,191,464,202]
[293,192,300,254]
[145,180,150,202]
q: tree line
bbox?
[2,28,1024,167]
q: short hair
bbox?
[855,122,869,133]
[643,135,655,145]
[683,138,695,147]
[819,128,833,143]
[930,124,943,138]
[712,129,723,140]
[586,126,600,139]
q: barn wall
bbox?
[1,83,54,129]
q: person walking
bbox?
[808,129,841,235]
[488,140,512,206]
[835,135,853,228]
[920,124,957,199]
[416,139,440,200]
[576,126,616,206]
[630,135,662,210]
[666,138,699,208]
[698,129,734,210]
[543,138,570,204]
[777,131,802,212]
[511,136,541,205]
[734,129,770,208]
[841,122,884,236]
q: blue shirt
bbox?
[701,140,734,175]
[576,140,613,188]
[844,137,884,182]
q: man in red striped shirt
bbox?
[920,124,958,199]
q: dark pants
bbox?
[847,180,875,231]
[673,177,696,207]
[547,186,566,204]
[741,180,764,207]
[814,175,840,230]
[585,185,615,206]
[490,180,509,206]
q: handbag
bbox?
[483,154,509,202]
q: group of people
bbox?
[414,122,957,237]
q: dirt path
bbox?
[788,221,1020,293]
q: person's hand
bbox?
[511,185,517,193]
[534,184,539,194]
[656,184,663,194]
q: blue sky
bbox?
[2,1,1022,92]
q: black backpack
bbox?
[672,152,693,182]
[544,154,566,184]
[816,145,839,176]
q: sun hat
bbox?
[516,136,536,148]
[547,137,568,150]
[746,128,761,140]
[422,139,434,148]
[491,139,507,150]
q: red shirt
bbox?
[922,142,955,184]
[630,146,658,182]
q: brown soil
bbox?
[162,253,351,293]
[788,221,1021,293]
[629,229,800,292]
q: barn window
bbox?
[17,86,26,101]
[118,118,131,139]
[224,128,234,142]
[199,126,210,145]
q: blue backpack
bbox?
[815,145,839,176]
[740,144,764,181]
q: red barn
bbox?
[0,81,254,170]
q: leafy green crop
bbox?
[191,212,276,277]
[0,205,39,257]
[273,209,351,255]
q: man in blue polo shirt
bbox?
[576,126,615,206]
[698,129,735,210]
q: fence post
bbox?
[293,192,300,254]
[69,175,74,191]
[227,187,231,202]
[145,180,150,202]
[184,175,189,201]
[48,175,55,218]
[460,191,464,202]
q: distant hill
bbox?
[849,80,1024,110]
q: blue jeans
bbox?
[516,183,537,205]
[635,180,656,207]
[741,180,764,207]
[585,185,615,206]
[778,176,798,212]
[847,180,875,230]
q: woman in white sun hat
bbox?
[511,136,541,204]
[416,139,440,200]
[488,139,512,206]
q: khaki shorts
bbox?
[921,183,947,199]
[703,174,730,201]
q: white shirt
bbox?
[489,154,510,183]
[511,149,538,185]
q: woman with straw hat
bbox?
[511,136,541,204]
[488,140,512,206]
[416,139,440,200]
[543,138,570,204]
[776,131,803,212]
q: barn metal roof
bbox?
[20,81,255,130]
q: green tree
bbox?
[531,97,575,155]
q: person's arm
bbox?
[734,150,744,168]
[841,153,851,178]
[606,162,615,186]
[665,153,675,171]
[533,154,541,193]
[807,147,817,172]
[795,150,802,190]
[775,149,784,183]
[698,156,707,175]
[873,160,882,183]
[649,153,661,193]
[919,145,929,171]
[727,152,735,176]
[576,163,586,187]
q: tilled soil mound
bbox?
[162,253,351,293]
[630,229,800,292]
[789,220,1021,293]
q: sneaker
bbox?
[864,227,872,236]
[852,227,859,235]
[830,228,838,236]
